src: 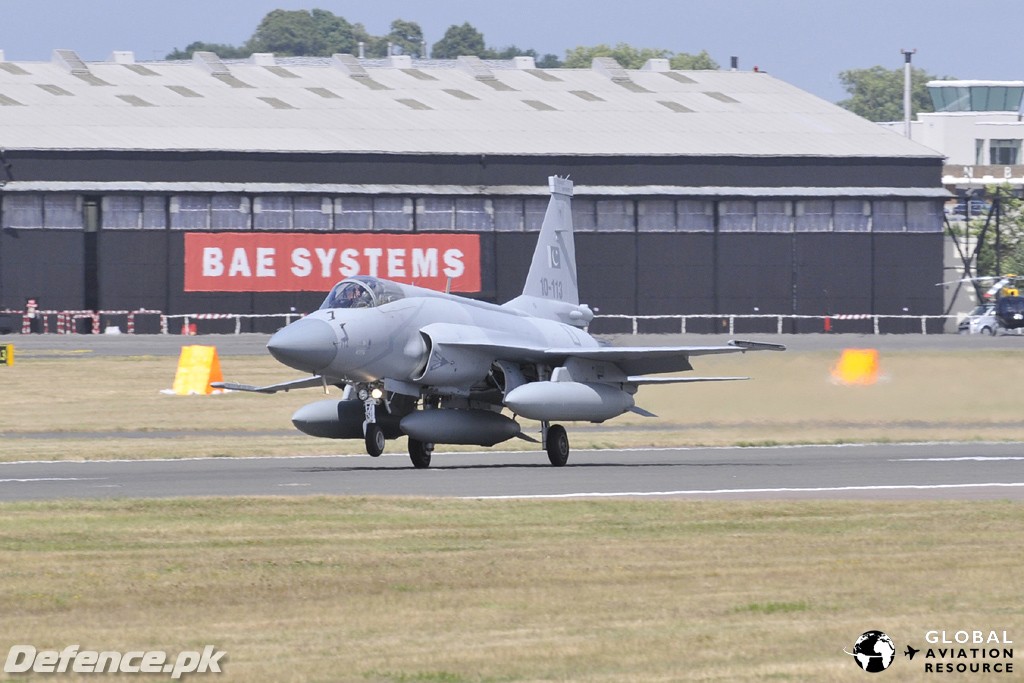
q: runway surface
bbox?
[1,442,1022,502]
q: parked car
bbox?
[959,303,998,334]
[949,200,991,217]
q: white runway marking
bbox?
[466,482,1024,500]
[896,456,1024,462]
[0,477,105,484]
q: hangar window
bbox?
[676,200,714,232]
[493,198,525,232]
[755,200,792,232]
[253,196,292,230]
[596,199,634,232]
[212,195,250,230]
[335,197,373,230]
[524,198,547,231]
[571,198,597,232]
[103,196,144,229]
[906,200,943,233]
[43,195,83,230]
[719,200,756,232]
[637,199,676,232]
[989,139,1020,165]
[872,200,905,232]
[373,197,412,231]
[418,197,455,230]
[2,194,43,229]
[795,200,833,232]
[104,196,167,230]
[833,200,870,232]
[171,195,211,229]
[455,198,493,231]
[293,196,332,231]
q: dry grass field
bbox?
[2,347,1024,459]
[1,345,1021,681]
[1,497,1021,682]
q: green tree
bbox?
[837,65,942,122]
[165,41,250,60]
[246,8,360,56]
[968,188,1024,278]
[386,19,425,57]
[670,50,718,70]
[431,22,486,58]
[563,43,671,70]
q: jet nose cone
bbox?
[267,318,337,373]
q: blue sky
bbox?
[1,0,1021,103]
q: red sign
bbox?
[184,233,481,292]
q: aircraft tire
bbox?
[408,439,433,469]
[365,424,385,457]
[546,424,569,467]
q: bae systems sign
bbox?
[184,233,481,293]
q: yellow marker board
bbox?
[0,344,12,366]
[171,345,223,395]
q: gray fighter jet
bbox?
[217,177,783,468]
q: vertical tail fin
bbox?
[503,177,593,326]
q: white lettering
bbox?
[227,248,251,277]
[119,651,144,672]
[412,248,438,278]
[72,650,98,673]
[365,248,383,276]
[339,248,360,277]
[314,248,337,278]
[5,645,34,673]
[442,249,465,278]
[387,248,406,278]
[57,644,79,673]
[140,650,165,673]
[255,247,276,277]
[202,247,224,277]
[290,248,312,277]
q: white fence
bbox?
[3,310,960,335]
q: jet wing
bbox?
[538,340,784,376]
[212,375,334,394]
[436,336,784,377]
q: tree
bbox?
[431,22,486,59]
[837,65,943,122]
[670,50,718,70]
[166,41,250,60]
[246,9,359,56]
[386,19,425,57]
[563,43,671,70]
[968,188,1024,278]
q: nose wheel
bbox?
[364,423,385,457]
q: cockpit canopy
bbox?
[320,276,405,310]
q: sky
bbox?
[1,0,1022,103]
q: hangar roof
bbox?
[0,50,941,159]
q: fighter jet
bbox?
[217,177,783,468]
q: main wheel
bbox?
[365,424,385,457]
[546,424,569,467]
[408,439,433,469]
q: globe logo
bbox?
[847,630,896,672]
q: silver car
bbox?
[960,303,999,335]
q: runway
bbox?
[1,442,1022,502]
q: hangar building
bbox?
[0,49,948,332]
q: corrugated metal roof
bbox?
[0,51,942,159]
[0,180,952,198]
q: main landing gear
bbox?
[542,422,569,467]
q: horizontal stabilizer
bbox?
[212,375,330,394]
[729,339,787,352]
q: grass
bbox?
[0,496,1021,682]
[1,348,1024,460]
